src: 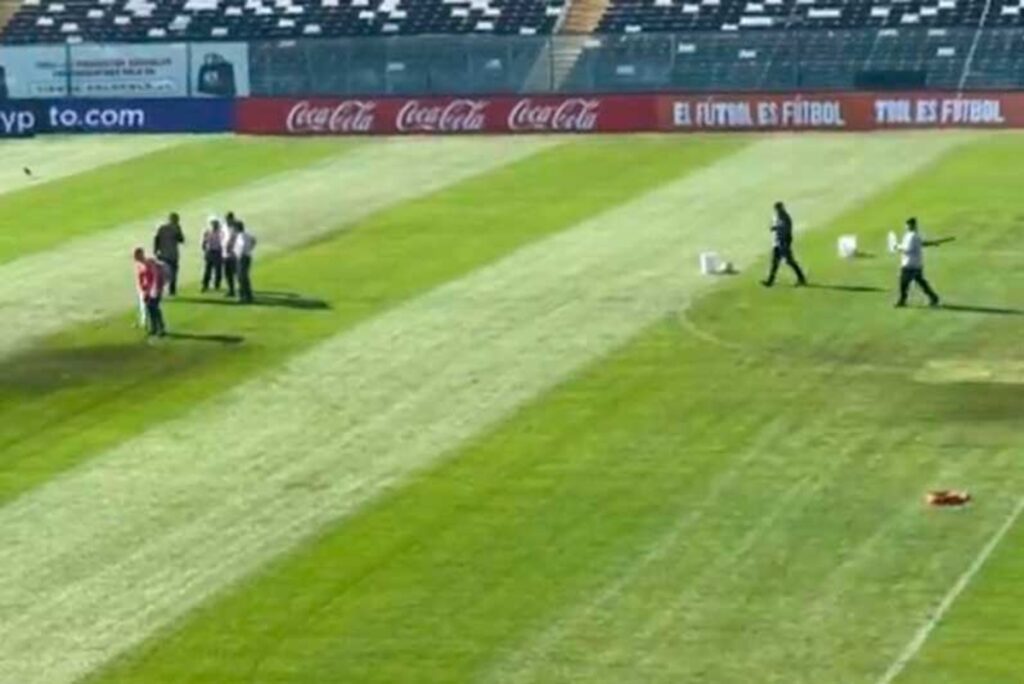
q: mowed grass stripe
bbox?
[0,135,736,505]
[489,133,1024,684]
[0,135,742,684]
[0,133,965,684]
[0,136,357,264]
[0,135,183,199]
[88,133,1024,684]
[0,136,558,357]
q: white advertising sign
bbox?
[0,42,249,99]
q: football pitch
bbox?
[0,131,1021,684]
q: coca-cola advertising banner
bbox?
[236,92,1024,136]
[660,92,1024,131]
[235,95,658,135]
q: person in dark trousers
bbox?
[134,247,166,337]
[153,212,185,296]
[894,217,941,308]
[234,221,258,304]
[762,201,808,288]
[200,216,224,292]
[222,212,240,298]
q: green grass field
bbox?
[0,131,1021,684]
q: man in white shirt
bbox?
[221,214,239,298]
[200,216,224,292]
[895,217,941,308]
[233,221,258,304]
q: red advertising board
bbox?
[658,92,1024,131]
[236,92,1024,136]
[235,95,659,135]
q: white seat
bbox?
[302,23,322,33]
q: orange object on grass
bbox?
[926,490,971,506]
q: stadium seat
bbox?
[0,0,569,42]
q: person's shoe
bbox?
[796,280,808,287]
[894,302,907,308]
[760,280,773,288]
[929,299,941,308]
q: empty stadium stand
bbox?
[0,0,567,44]
[1,0,1023,95]
[596,0,992,35]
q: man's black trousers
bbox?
[162,258,180,296]
[223,256,238,297]
[765,246,807,285]
[238,255,253,303]
[202,250,223,291]
[898,266,939,305]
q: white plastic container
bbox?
[837,235,858,259]
[699,252,721,275]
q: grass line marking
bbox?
[875,495,1024,684]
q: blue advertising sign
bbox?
[37,98,234,133]
[0,103,40,137]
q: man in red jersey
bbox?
[134,247,167,337]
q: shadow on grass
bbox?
[806,283,886,293]
[173,291,330,311]
[0,344,156,395]
[940,303,1024,316]
[164,332,245,344]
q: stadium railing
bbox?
[2,27,1024,101]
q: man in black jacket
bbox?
[762,201,808,288]
[154,212,185,296]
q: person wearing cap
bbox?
[761,201,808,288]
[153,212,185,296]
[233,221,258,304]
[222,212,240,298]
[894,217,941,308]
[200,216,224,292]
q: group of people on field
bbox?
[762,201,943,308]
[133,211,258,337]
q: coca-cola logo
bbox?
[508,98,600,132]
[395,99,488,133]
[286,100,376,134]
